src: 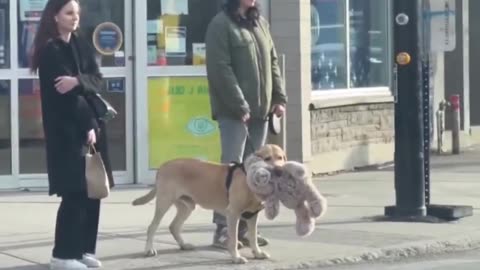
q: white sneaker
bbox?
[80,253,102,268]
[50,258,88,270]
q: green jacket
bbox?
[205,11,287,120]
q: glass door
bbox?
[134,0,271,184]
[13,0,134,187]
[0,0,15,189]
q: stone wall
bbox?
[311,103,394,156]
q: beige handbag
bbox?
[85,145,110,199]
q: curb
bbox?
[241,231,480,270]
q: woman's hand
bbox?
[55,76,79,94]
[242,112,251,123]
[87,129,97,145]
[272,104,286,117]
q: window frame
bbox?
[0,0,10,69]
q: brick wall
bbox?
[310,103,394,155]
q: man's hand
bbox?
[272,104,286,117]
[55,76,79,94]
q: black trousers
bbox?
[52,191,100,260]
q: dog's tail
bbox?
[132,186,157,206]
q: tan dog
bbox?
[132,144,286,264]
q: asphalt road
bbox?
[322,249,480,270]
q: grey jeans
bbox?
[213,117,268,234]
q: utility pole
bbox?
[385,0,472,221]
[385,0,427,218]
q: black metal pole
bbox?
[385,0,427,217]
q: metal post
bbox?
[385,0,426,217]
[422,60,431,206]
[435,100,448,154]
[450,94,461,154]
[386,0,473,222]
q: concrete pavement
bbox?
[320,249,480,270]
[1,146,480,270]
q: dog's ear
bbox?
[254,145,270,159]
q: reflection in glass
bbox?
[101,77,126,171]
[18,79,46,173]
[79,0,126,67]
[310,0,389,90]
[0,80,11,175]
[18,78,127,174]
[146,0,223,66]
[17,0,125,68]
[0,0,10,68]
[311,0,347,90]
[348,0,388,88]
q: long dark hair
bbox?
[223,0,260,28]
[30,0,79,73]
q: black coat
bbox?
[38,33,114,196]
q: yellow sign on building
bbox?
[148,76,221,169]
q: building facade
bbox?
[0,0,397,190]
[273,0,394,174]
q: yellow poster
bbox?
[148,76,220,169]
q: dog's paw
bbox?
[144,248,157,257]
[180,243,195,251]
[232,256,248,264]
[253,250,270,260]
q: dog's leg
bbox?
[170,199,196,250]
[145,196,173,257]
[226,209,247,264]
[246,214,270,260]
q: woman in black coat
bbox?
[30,0,114,269]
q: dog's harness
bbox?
[226,162,262,220]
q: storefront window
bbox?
[146,0,223,66]
[77,0,125,67]
[0,0,10,68]
[0,80,11,175]
[102,77,126,171]
[311,0,347,90]
[348,0,388,88]
[17,0,125,68]
[18,79,45,173]
[17,77,126,174]
[311,0,389,90]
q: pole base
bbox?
[384,205,426,217]
[427,204,473,221]
[383,204,473,222]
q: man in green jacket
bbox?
[205,0,287,249]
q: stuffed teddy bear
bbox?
[244,155,280,220]
[244,156,328,237]
[273,161,327,237]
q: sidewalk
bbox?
[1,146,480,270]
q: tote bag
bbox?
[85,145,110,199]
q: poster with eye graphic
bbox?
[19,0,48,21]
[148,76,220,168]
